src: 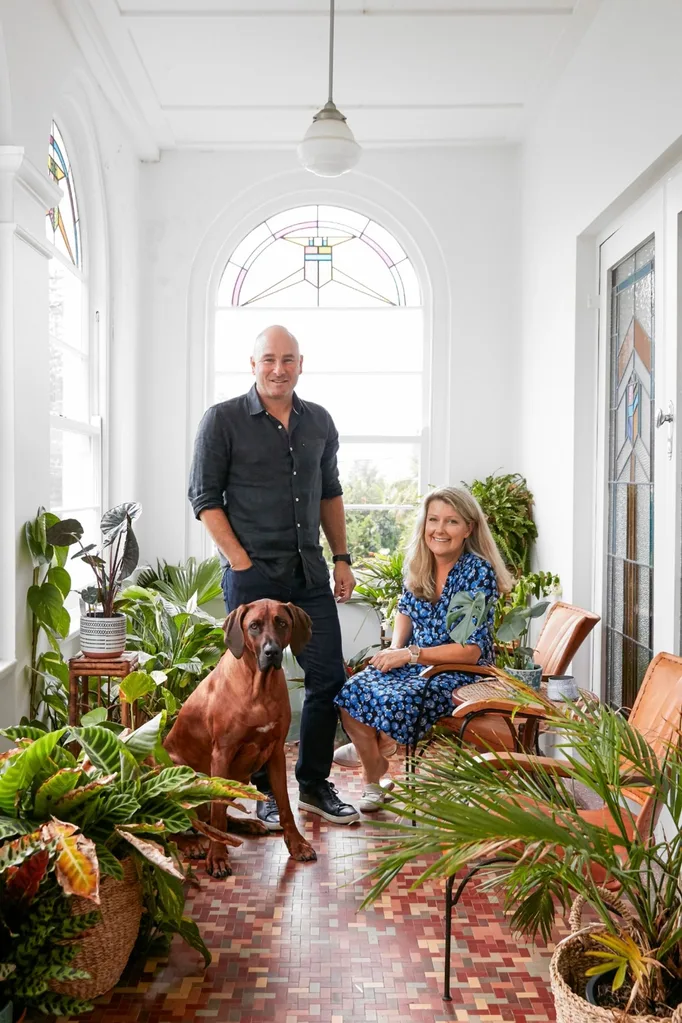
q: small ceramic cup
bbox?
[547,674,579,701]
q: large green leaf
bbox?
[52,774,116,815]
[100,502,141,539]
[95,844,124,879]
[121,712,164,762]
[47,566,72,599]
[176,916,211,967]
[45,518,84,547]
[33,768,82,818]
[80,707,108,727]
[27,582,70,638]
[140,766,197,801]
[38,652,69,686]
[0,725,47,742]
[0,729,67,813]
[119,670,156,705]
[69,725,126,775]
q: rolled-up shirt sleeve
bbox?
[188,406,231,519]
[320,415,343,500]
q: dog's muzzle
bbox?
[259,643,283,671]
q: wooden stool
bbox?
[68,652,139,727]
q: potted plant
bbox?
[0,714,258,1013]
[359,693,682,1021]
[494,598,551,689]
[46,502,142,659]
[352,550,405,648]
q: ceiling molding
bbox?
[57,0,167,160]
[120,6,574,17]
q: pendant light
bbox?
[297,0,361,177]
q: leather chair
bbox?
[419,601,600,754]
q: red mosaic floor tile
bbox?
[74,749,568,1023]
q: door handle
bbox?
[655,400,675,460]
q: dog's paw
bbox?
[175,832,208,860]
[286,837,317,863]
[226,816,270,837]
[206,855,233,878]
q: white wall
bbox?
[522,0,682,609]
[136,145,521,565]
[0,0,141,727]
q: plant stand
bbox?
[68,652,139,727]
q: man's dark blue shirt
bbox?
[188,384,342,588]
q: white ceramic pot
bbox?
[79,612,126,659]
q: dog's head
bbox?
[223,599,312,671]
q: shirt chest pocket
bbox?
[295,436,326,475]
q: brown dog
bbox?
[164,599,317,876]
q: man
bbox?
[188,324,359,827]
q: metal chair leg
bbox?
[443,874,455,1000]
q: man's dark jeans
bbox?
[221,564,346,791]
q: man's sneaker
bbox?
[298,781,360,824]
[256,794,282,831]
[359,783,385,813]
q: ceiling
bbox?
[59,0,602,159]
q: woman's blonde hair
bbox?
[404,486,513,601]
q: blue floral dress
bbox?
[335,552,498,744]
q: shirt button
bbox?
[295,498,299,502]
[297,523,301,527]
[278,425,282,429]
[290,447,293,452]
[293,471,297,475]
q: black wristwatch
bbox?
[332,553,352,565]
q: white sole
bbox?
[297,799,360,824]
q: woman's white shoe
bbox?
[359,783,385,812]
[333,742,361,767]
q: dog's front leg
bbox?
[266,746,316,863]
[207,745,239,878]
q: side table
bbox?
[68,651,139,727]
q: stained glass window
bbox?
[214,205,424,559]
[217,205,420,309]
[605,239,655,707]
[47,122,81,269]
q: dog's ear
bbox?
[223,604,249,659]
[285,603,312,656]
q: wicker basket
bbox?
[50,858,143,1000]
[550,889,682,1023]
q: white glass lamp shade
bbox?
[297,104,361,177]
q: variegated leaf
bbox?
[0,830,51,874]
[115,828,186,880]
[33,767,82,818]
[42,818,100,902]
[52,774,116,814]
[190,817,242,849]
[176,777,261,805]
[140,765,197,801]
[0,728,68,813]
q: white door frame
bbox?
[592,176,682,696]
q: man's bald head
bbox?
[253,325,300,360]
[250,324,303,405]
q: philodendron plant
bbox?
[46,502,142,617]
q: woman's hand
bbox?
[370,648,411,673]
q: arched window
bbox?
[46,121,101,581]
[214,204,424,558]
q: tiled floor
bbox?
[84,749,567,1023]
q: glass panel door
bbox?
[604,241,655,707]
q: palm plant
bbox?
[135,557,222,612]
[352,550,405,641]
[360,695,682,1017]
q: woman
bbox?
[334,486,512,812]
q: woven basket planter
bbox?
[50,858,143,1000]
[550,890,682,1023]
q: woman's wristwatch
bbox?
[408,644,421,665]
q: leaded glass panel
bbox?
[217,205,420,309]
[46,122,81,269]
[605,239,654,707]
